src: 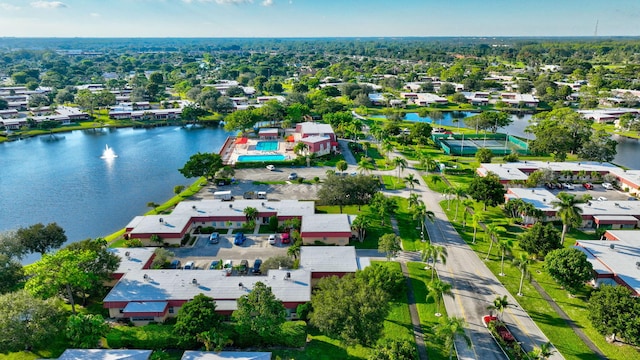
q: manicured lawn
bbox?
[381,175,406,190]
[439,199,640,360]
[315,204,393,249]
[394,196,424,251]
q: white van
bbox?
[602,183,614,190]
[257,191,267,199]
[183,261,195,270]
[213,190,233,201]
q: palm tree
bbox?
[487,295,510,320]
[422,243,447,281]
[452,186,467,221]
[427,279,454,317]
[419,155,438,172]
[484,223,506,261]
[513,253,532,296]
[435,316,471,360]
[404,173,420,194]
[393,157,408,186]
[461,199,475,230]
[381,139,395,160]
[498,238,514,276]
[362,141,370,157]
[287,242,301,259]
[350,214,370,242]
[357,158,374,174]
[243,206,258,223]
[408,193,421,209]
[551,192,583,244]
[531,342,556,359]
[293,141,308,156]
[471,212,485,244]
[444,186,455,210]
[413,200,435,242]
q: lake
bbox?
[0,126,231,262]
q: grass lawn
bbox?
[439,199,640,360]
[394,196,424,251]
[315,204,393,249]
[381,175,406,190]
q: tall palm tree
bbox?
[361,141,370,157]
[427,279,454,317]
[551,192,584,244]
[487,295,510,320]
[444,186,455,210]
[404,173,420,194]
[350,214,370,242]
[498,238,514,276]
[461,199,475,230]
[452,186,467,221]
[381,139,395,160]
[422,243,447,281]
[471,212,485,244]
[419,155,438,172]
[243,206,259,223]
[408,193,421,209]
[513,253,532,296]
[413,201,435,242]
[357,158,374,174]
[484,223,506,261]
[393,157,408,186]
[435,316,471,360]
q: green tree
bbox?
[0,290,65,352]
[336,159,348,173]
[233,282,286,344]
[392,157,408,186]
[467,173,506,210]
[378,233,402,260]
[434,316,471,360]
[519,223,562,258]
[16,222,67,256]
[369,192,398,225]
[173,185,185,196]
[471,211,485,244]
[421,243,447,281]
[369,339,417,360]
[350,214,371,242]
[588,284,638,344]
[413,201,435,242]
[0,253,23,294]
[475,147,493,163]
[498,237,514,276]
[487,295,510,320]
[260,255,295,271]
[531,342,557,360]
[527,108,593,160]
[513,253,532,296]
[403,173,420,194]
[197,328,232,352]
[465,111,512,133]
[243,206,258,223]
[551,192,583,244]
[451,186,467,221]
[66,314,109,348]
[544,248,594,295]
[579,129,618,163]
[311,274,390,346]
[178,152,223,180]
[174,294,222,347]
[484,223,506,261]
[427,279,453,317]
[223,109,257,133]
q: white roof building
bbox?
[57,349,152,360]
[181,351,271,360]
[109,247,156,275]
[299,246,359,274]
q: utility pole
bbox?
[594,20,599,37]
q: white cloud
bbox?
[261,0,273,6]
[30,1,67,9]
[0,3,20,10]
[90,12,100,17]
[182,0,254,4]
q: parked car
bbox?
[563,183,575,190]
[209,232,219,244]
[288,172,298,180]
[223,260,233,269]
[597,196,608,201]
[169,260,181,269]
[281,232,291,244]
[252,259,263,274]
[583,183,594,190]
[238,259,249,274]
[209,260,220,270]
[266,164,275,171]
[234,232,246,245]
[268,234,277,245]
[602,182,614,190]
[183,261,195,270]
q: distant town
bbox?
[2,37,640,360]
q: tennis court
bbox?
[434,134,529,156]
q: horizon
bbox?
[0,0,639,38]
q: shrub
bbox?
[200,226,215,234]
[180,233,191,246]
[274,321,307,348]
[269,216,279,231]
[503,153,519,162]
[126,238,143,247]
[296,303,312,321]
[106,324,182,350]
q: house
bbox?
[300,246,359,285]
[400,92,448,106]
[504,188,559,223]
[0,109,19,118]
[577,201,640,230]
[256,96,285,104]
[462,92,490,106]
[125,200,314,245]
[477,161,620,184]
[0,117,28,130]
[258,128,279,139]
[57,349,153,360]
[368,93,386,106]
[300,136,332,156]
[574,230,640,296]
[181,352,271,360]
[108,247,156,282]
[295,122,336,142]
[103,269,312,324]
[578,108,640,124]
[499,93,539,107]
[300,214,355,245]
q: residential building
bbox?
[400,92,448,106]
[300,214,355,245]
[181,352,271,360]
[57,349,152,360]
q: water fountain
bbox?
[101,144,118,159]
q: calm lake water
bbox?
[0,126,231,262]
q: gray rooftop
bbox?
[104,269,311,304]
[301,214,352,233]
[506,188,559,212]
[575,237,640,294]
[300,246,358,273]
[578,201,640,217]
[181,351,271,360]
[109,247,155,274]
[57,349,153,360]
[129,214,192,236]
[479,161,620,182]
[173,199,315,218]
[606,230,640,241]
[298,121,334,135]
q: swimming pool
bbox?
[237,154,286,162]
[255,141,279,151]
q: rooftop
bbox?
[301,214,353,233]
[478,161,620,182]
[506,188,559,212]
[172,199,315,218]
[57,349,152,360]
[109,247,155,274]
[578,200,640,217]
[104,269,311,305]
[300,246,358,273]
[297,121,334,135]
[181,351,272,360]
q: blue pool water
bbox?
[255,141,279,151]
[237,154,286,162]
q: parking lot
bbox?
[548,182,632,201]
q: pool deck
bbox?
[220,136,294,165]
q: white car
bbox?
[597,196,608,201]
[268,234,277,245]
[266,164,275,171]
[602,182,614,190]
[563,183,575,190]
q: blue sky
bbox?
[0,0,639,37]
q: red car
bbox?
[583,183,594,190]
[281,233,291,244]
